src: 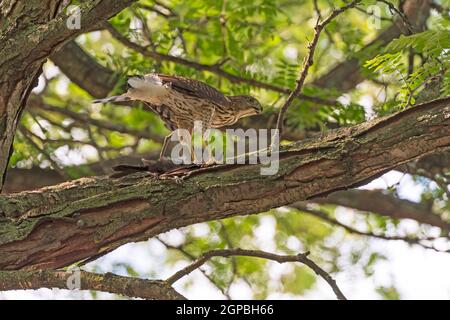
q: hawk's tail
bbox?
[92,94,132,104]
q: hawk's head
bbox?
[229,95,263,118]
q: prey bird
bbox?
[93,74,262,162]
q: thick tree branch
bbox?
[0,97,448,270]
[5,159,448,232]
[0,269,185,300]
[50,41,118,98]
[165,248,346,300]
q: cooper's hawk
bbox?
[93,73,262,161]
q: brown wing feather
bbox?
[154,74,230,107]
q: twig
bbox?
[157,238,232,299]
[28,111,49,136]
[404,75,439,108]
[275,0,360,136]
[31,97,163,142]
[354,6,392,22]
[18,127,70,180]
[165,248,347,300]
[136,3,175,18]
[22,124,128,153]
[378,0,414,33]
[131,7,157,50]
[313,0,335,44]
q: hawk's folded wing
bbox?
[155,74,231,107]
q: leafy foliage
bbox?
[365,18,450,109]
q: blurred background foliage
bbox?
[5,0,450,299]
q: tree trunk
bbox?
[0,0,136,190]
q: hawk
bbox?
[93,74,262,161]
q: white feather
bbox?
[92,74,168,105]
[127,74,168,104]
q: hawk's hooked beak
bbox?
[253,104,263,115]
[251,109,260,115]
[240,108,259,118]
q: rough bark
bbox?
[4,154,448,232]
[0,0,136,191]
[50,41,118,98]
[0,270,185,300]
[0,97,448,270]
[6,151,447,194]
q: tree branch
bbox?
[378,0,414,33]
[0,97,448,270]
[157,238,232,299]
[165,248,346,300]
[3,153,151,193]
[51,0,431,102]
[4,154,448,234]
[50,41,118,98]
[0,269,185,300]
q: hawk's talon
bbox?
[173,176,183,184]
